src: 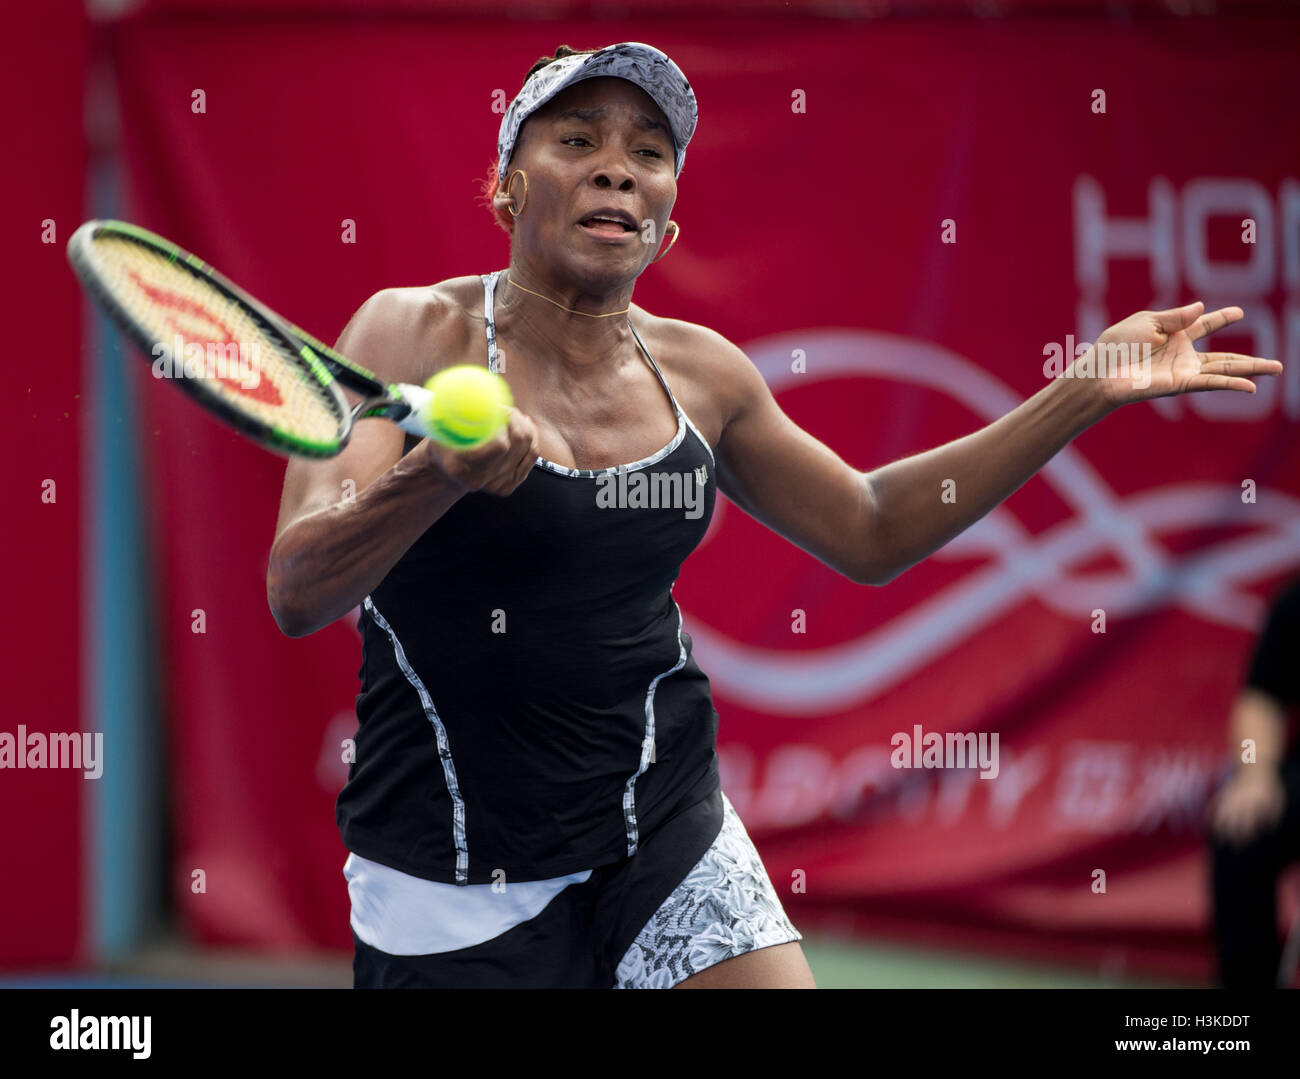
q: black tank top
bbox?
[337,271,721,885]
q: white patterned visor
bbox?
[497,42,697,182]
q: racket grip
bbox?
[394,384,434,438]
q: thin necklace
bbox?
[507,273,630,319]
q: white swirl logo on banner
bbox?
[686,330,1300,716]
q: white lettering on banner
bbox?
[1051,743,1218,833]
[683,331,1300,715]
[1182,180,1275,295]
[751,744,835,829]
[827,745,896,821]
[1073,176,1178,294]
[1127,749,1219,834]
[988,748,1050,829]
[721,741,1217,835]
[1075,176,1299,297]
[1054,742,1132,830]
[1073,175,1300,422]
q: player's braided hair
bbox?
[522,44,599,84]
[478,45,603,236]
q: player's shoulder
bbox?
[631,307,764,409]
[344,279,483,357]
[633,308,750,370]
[335,280,484,387]
[351,279,479,336]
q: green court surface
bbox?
[800,935,1194,989]
[2,933,1198,989]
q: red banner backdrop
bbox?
[2,0,87,966]
[107,8,1300,975]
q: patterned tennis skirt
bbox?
[613,791,802,988]
[351,788,802,989]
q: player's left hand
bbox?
[1078,302,1283,411]
[1208,768,1286,847]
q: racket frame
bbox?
[68,219,434,458]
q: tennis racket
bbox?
[67,219,437,458]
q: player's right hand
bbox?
[419,408,540,497]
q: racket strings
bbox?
[90,236,343,445]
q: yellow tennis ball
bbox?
[422,365,513,449]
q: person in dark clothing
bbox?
[1209,575,1300,988]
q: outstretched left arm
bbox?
[712,302,1282,587]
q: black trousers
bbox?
[1209,756,1300,988]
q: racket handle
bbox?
[390,383,512,438]
[393,384,434,437]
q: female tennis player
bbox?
[266,42,1281,989]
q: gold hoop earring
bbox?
[506,169,529,218]
[651,221,680,264]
